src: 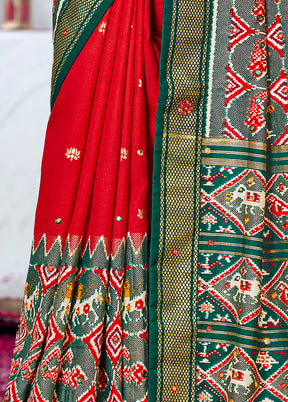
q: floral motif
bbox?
[177,99,194,116]
[135,299,144,310]
[198,391,213,402]
[98,21,107,35]
[65,147,81,161]
[120,147,128,161]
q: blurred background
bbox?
[0,1,53,397]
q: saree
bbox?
[3,0,288,401]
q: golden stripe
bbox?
[202,138,267,150]
[269,165,288,173]
[271,157,288,161]
[163,132,196,140]
[265,248,288,254]
[202,150,266,159]
[199,241,263,251]
[197,337,288,351]
[198,321,288,334]
[198,329,282,343]
[200,232,263,242]
[271,144,288,153]
[265,240,288,244]
[201,157,266,170]
[199,249,261,259]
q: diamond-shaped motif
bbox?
[109,268,124,299]
[105,313,122,369]
[107,382,122,402]
[266,15,285,58]
[225,65,254,106]
[14,311,28,347]
[274,125,288,146]
[269,69,288,113]
[78,383,96,402]
[222,119,244,140]
[82,321,104,366]
[261,262,288,324]
[30,312,46,352]
[35,264,58,295]
[229,8,256,51]
[5,380,21,402]
[202,169,266,235]
[199,257,262,324]
[265,174,288,239]
[44,314,63,351]
[198,346,263,401]
[27,382,48,402]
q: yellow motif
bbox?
[120,148,128,161]
[65,147,81,161]
[137,209,144,219]
[65,282,74,299]
[247,176,254,185]
[98,21,107,35]
[124,281,130,298]
[76,283,83,300]
[138,79,143,88]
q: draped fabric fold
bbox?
[4,0,161,400]
[4,0,288,401]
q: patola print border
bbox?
[148,0,212,400]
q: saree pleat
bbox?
[4,0,161,400]
[7,0,288,401]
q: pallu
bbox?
[3,0,288,401]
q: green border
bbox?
[149,0,215,398]
[188,1,212,397]
[148,0,174,398]
[51,0,115,109]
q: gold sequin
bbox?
[171,385,177,393]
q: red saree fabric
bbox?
[37,0,161,245]
[3,0,163,400]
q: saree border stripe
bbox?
[149,0,212,399]
[148,0,174,398]
[197,338,288,352]
[51,0,115,108]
